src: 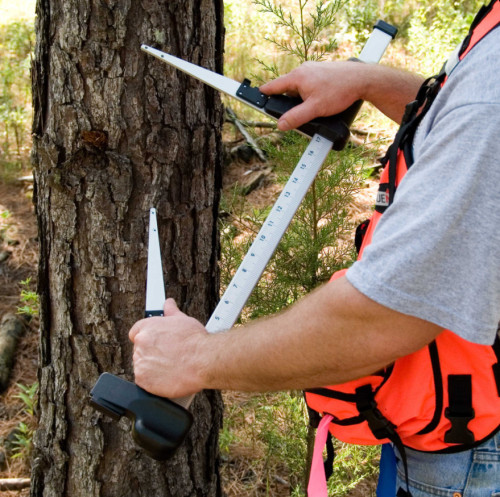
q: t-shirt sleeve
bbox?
[346,61,500,345]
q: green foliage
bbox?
[9,422,33,459]
[220,133,366,321]
[10,382,38,460]
[221,391,380,495]
[221,0,364,320]
[256,391,309,492]
[406,0,485,75]
[219,428,238,456]
[258,392,380,496]
[0,16,35,172]
[0,208,12,241]
[340,0,380,46]
[254,0,344,67]
[15,381,38,416]
[224,0,344,88]
[0,209,11,219]
[224,1,279,84]
[17,276,39,317]
[328,444,380,496]
[336,0,486,73]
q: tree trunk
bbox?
[30,1,224,496]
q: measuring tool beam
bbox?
[145,208,166,317]
[206,134,332,332]
[172,134,335,410]
[141,21,396,149]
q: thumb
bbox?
[164,298,182,316]
[260,73,299,97]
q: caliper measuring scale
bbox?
[169,22,397,410]
[90,20,397,459]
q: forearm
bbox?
[198,277,441,392]
[360,64,425,123]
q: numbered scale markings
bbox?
[206,134,332,333]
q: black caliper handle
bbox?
[236,78,362,150]
[90,373,193,460]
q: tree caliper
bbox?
[90,20,397,459]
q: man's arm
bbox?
[260,61,425,129]
[129,276,441,398]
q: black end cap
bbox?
[374,20,398,39]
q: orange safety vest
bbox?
[305,1,500,495]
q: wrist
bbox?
[188,329,220,392]
[354,61,383,103]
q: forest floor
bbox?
[0,179,38,497]
[0,126,381,496]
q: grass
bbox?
[9,383,37,460]
[17,277,39,317]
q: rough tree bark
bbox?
[30,1,224,496]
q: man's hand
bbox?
[129,298,208,398]
[260,61,425,126]
[260,60,367,131]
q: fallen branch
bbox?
[224,117,275,128]
[226,108,267,163]
[0,313,27,392]
[239,120,275,129]
[0,478,31,491]
[17,175,34,182]
[239,166,273,195]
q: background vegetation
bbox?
[0,0,486,495]
[0,0,34,181]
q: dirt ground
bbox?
[0,179,38,497]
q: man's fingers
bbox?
[261,74,324,130]
[277,100,322,131]
[164,297,181,316]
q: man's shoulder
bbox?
[414,27,500,150]
[445,26,500,105]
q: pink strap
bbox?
[307,414,334,497]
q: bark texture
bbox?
[31,1,224,496]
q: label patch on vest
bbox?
[375,183,390,213]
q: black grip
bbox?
[145,309,164,318]
[265,95,363,150]
[237,79,364,149]
[90,373,193,460]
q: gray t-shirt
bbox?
[346,27,500,345]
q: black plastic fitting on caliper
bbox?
[90,373,193,460]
